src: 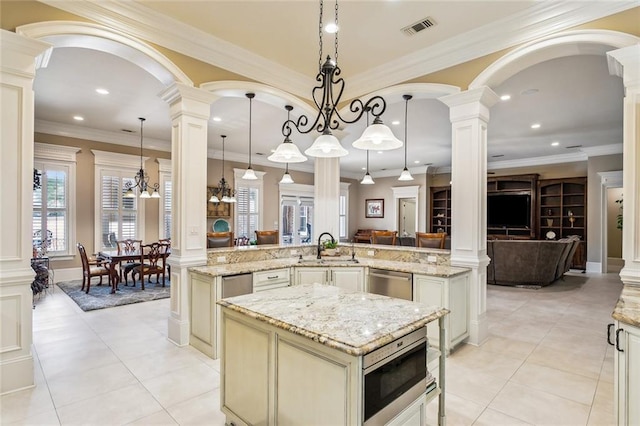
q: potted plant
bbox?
[322,240,339,256]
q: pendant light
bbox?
[209,135,236,203]
[124,117,160,198]
[269,106,307,163]
[360,150,374,185]
[242,92,258,180]
[398,94,414,181]
[280,163,294,184]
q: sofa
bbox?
[487,236,580,287]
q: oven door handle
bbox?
[363,338,426,375]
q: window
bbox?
[93,150,146,252]
[340,182,350,241]
[158,159,172,239]
[279,183,314,245]
[33,143,80,258]
[234,168,265,243]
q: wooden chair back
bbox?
[207,232,234,248]
[255,230,279,245]
[117,239,142,255]
[76,243,110,294]
[370,230,397,245]
[415,232,446,249]
[132,242,169,290]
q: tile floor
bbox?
[1,272,622,425]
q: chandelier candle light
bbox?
[209,135,236,203]
[398,95,414,181]
[278,0,402,159]
[125,117,160,199]
[280,163,294,184]
[242,93,258,180]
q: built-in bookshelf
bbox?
[429,186,451,236]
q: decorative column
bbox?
[160,83,218,346]
[440,87,499,346]
[608,45,640,286]
[313,157,340,241]
[0,30,50,394]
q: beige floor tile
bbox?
[472,408,533,425]
[488,320,555,345]
[592,379,615,414]
[5,408,60,426]
[588,404,615,426]
[426,392,484,426]
[126,410,178,425]
[472,335,537,361]
[0,383,55,424]
[38,344,121,380]
[445,364,508,406]
[510,362,598,405]
[122,344,206,381]
[165,389,226,426]
[528,344,605,380]
[105,333,177,360]
[489,382,590,425]
[56,383,162,425]
[47,362,138,407]
[447,345,524,380]
[141,363,220,408]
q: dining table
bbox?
[98,246,170,294]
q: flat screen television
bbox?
[487,193,531,228]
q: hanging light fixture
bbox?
[268,105,307,163]
[282,0,401,158]
[209,135,236,203]
[125,117,160,199]
[242,92,258,180]
[280,163,294,184]
[360,150,374,185]
[398,94,414,181]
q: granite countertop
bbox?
[217,283,449,356]
[190,256,469,278]
[612,284,640,328]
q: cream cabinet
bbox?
[293,266,365,292]
[413,272,469,354]
[386,393,427,426]
[253,268,290,292]
[189,272,220,358]
[614,320,640,425]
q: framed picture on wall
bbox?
[365,199,384,218]
[207,187,232,218]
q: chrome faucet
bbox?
[317,232,335,259]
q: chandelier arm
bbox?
[334,0,339,63]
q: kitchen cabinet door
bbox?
[615,320,640,425]
[331,267,364,292]
[293,267,329,285]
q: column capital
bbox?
[607,44,640,90]
[160,82,219,120]
[439,86,500,123]
[0,29,51,77]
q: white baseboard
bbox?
[608,257,624,273]
[51,267,82,283]
[586,262,602,273]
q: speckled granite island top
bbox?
[217,283,449,356]
[191,257,469,278]
[613,284,640,328]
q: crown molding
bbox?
[92,149,147,169]
[582,143,623,157]
[343,1,638,99]
[38,0,314,99]
[34,142,81,162]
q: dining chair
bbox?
[131,242,168,290]
[255,230,279,245]
[370,230,397,246]
[207,232,234,248]
[116,239,142,285]
[157,238,171,282]
[77,243,111,294]
[415,232,447,249]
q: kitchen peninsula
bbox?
[217,283,449,426]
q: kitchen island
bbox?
[217,283,448,426]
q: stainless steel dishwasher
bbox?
[221,273,253,298]
[368,268,413,301]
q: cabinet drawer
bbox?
[253,268,290,287]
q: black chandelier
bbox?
[124,117,160,199]
[209,135,236,203]
[279,0,402,158]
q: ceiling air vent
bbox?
[566,145,583,149]
[402,17,436,36]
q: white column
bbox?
[440,87,499,346]
[313,157,340,241]
[608,45,640,286]
[160,83,218,346]
[0,30,50,394]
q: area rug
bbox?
[57,279,170,312]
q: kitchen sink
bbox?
[298,257,359,264]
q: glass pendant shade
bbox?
[280,172,294,184]
[124,188,136,198]
[140,190,151,199]
[305,131,348,158]
[269,137,307,163]
[398,167,414,181]
[242,167,258,180]
[151,188,161,198]
[360,172,375,185]
[352,117,403,151]
[209,194,220,203]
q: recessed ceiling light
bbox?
[551,141,560,146]
[95,88,109,95]
[212,117,222,122]
[521,88,539,95]
[377,151,383,154]
[414,160,420,164]
[324,22,338,33]
[270,149,276,153]
[500,94,511,101]
[531,123,541,129]
[73,116,84,121]
[361,167,366,170]
[391,121,400,125]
